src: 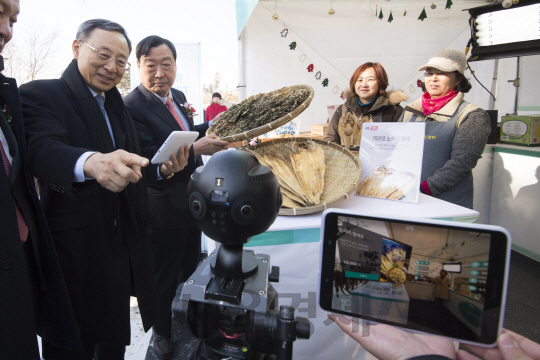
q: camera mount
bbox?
[172,150,311,359]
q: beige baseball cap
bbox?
[417,49,467,75]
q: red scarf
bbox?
[421,90,458,116]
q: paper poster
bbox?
[356,122,425,203]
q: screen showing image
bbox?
[332,215,492,339]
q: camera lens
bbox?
[241,205,252,216]
[188,192,206,220]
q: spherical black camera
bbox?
[187,150,282,245]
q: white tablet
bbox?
[151,131,199,164]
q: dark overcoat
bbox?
[0,72,80,357]
[20,60,158,345]
[123,84,208,229]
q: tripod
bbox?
[172,244,311,360]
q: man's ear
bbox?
[73,40,81,60]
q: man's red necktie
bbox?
[0,138,28,242]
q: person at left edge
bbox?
[0,0,81,358]
[20,19,158,359]
[124,35,229,359]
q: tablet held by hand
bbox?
[151,131,199,164]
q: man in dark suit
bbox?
[20,19,158,359]
[124,35,229,359]
[0,0,81,358]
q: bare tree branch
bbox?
[3,27,59,84]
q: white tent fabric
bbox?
[238,1,540,132]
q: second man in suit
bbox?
[124,35,229,359]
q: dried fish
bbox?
[211,87,310,138]
[338,112,373,146]
[289,140,325,204]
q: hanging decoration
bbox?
[431,2,437,9]
[409,85,416,94]
[272,0,279,21]
[404,9,407,16]
[263,3,349,95]
[328,0,335,15]
[418,7,427,21]
[417,79,423,88]
[340,91,344,100]
[378,8,384,20]
[376,5,378,17]
[388,10,393,23]
[445,0,453,9]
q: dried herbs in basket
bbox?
[211,87,310,138]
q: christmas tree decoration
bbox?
[379,8,384,20]
[289,41,297,50]
[340,91,344,100]
[322,78,329,87]
[328,0,335,15]
[280,28,288,38]
[388,10,393,23]
[445,0,453,9]
[418,7,427,21]
[315,71,322,80]
[431,2,437,9]
[332,85,339,94]
[307,64,314,72]
[409,85,416,94]
[376,5,378,17]
[417,79,423,88]
[404,9,407,16]
[299,54,307,62]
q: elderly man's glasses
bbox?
[79,39,130,69]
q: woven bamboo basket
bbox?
[247,137,362,216]
[207,85,314,143]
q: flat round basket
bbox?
[207,85,314,142]
[247,137,362,216]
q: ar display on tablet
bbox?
[322,213,508,345]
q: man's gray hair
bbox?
[76,19,132,54]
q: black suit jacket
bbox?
[124,84,209,229]
[20,61,158,345]
[0,73,80,357]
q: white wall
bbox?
[240,2,540,132]
[240,1,502,131]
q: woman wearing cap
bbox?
[399,49,491,209]
[206,92,228,122]
[324,62,408,145]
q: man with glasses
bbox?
[20,19,158,359]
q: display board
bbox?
[356,122,425,203]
